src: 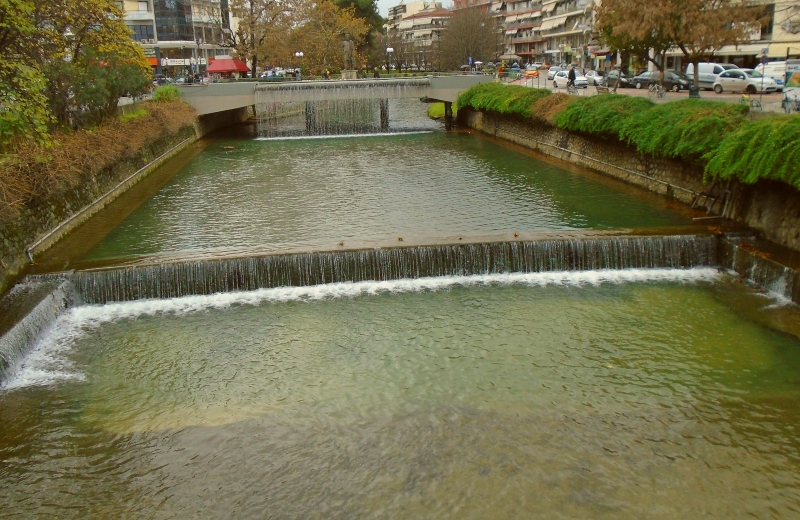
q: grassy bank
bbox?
[427,102,457,119]
[457,84,799,188]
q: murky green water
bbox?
[3,273,800,518]
[83,133,688,261]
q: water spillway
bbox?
[63,235,716,305]
[255,79,433,137]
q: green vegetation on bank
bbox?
[554,95,653,140]
[456,84,800,189]
[706,116,800,188]
[153,85,183,104]
[457,83,550,119]
[620,100,748,161]
[427,102,457,119]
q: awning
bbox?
[712,43,766,56]
[529,11,542,18]
[765,43,800,58]
[206,57,250,73]
[491,2,502,11]
[540,17,565,31]
[506,14,518,22]
[544,49,561,54]
[542,1,557,14]
[398,20,413,29]
[505,29,518,34]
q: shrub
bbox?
[553,95,655,140]
[153,85,182,103]
[705,115,800,188]
[530,93,579,125]
[620,99,749,161]
[457,83,551,119]
[0,101,196,220]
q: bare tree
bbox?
[439,6,495,71]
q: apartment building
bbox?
[118,0,237,76]
[386,1,450,70]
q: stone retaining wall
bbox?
[459,108,800,252]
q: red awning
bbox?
[206,57,251,73]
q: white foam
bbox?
[254,131,434,141]
[1,268,719,391]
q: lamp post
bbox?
[386,47,394,75]
[295,51,304,80]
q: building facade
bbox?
[386,1,451,70]
[118,0,237,77]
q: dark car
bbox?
[605,70,633,88]
[632,70,691,92]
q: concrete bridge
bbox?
[180,75,493,132]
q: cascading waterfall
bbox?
[64,235,716,305]
[719,237,800,301]
[255,79,433,137]
[0,279,76,381]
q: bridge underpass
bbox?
[179,75,494,134]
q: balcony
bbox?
[125,10,154,21]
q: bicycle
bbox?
[648,83,666,98]
[567,83,578,95]
[740,92,762,110]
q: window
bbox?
[138,1,149,11]
[128,24,154,41]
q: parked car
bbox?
[686,62,739,90]
[632,70,690,91]
[713,69,778,94]
[605,70,633,88]
[547,66,562,80]
[553,70,588,89]
[584,70,606,86]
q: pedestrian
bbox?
[373,66,380,79]
[568,65,576,88]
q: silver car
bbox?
[547,66,562,80]
[553,70,588,89]
[713,69,778,94]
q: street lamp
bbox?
[295,51,304,80]
[386,47,394,75]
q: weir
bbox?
[47,235,714,305]
[255,79,432,136]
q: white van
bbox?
[755,61,786,91]
[686,62,740,90]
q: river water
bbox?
[3,130,800,518]
[82,132,688,261]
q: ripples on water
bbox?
[83,133,689,260]
[3,272,800,518]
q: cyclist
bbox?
[567,65,576,89]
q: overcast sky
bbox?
[376,0,453,18]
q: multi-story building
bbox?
[386,1,450,70]
[118,0,237,77]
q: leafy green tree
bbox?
[30,0,151,128]
[0,0,51,152]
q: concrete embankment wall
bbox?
[458,108,800,252]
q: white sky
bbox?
[377,0,453,18]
